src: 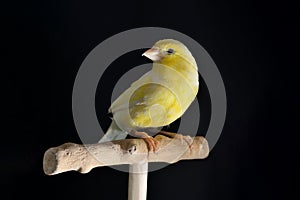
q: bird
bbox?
[99,39,199,152]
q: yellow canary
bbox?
[99,39,198,151]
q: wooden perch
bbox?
[43,133,209,175]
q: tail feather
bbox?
[98,120,128,143]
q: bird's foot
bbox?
[130,131,159,152]
[159,131,193,149]
[143,136,159,152]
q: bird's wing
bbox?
[98,83,181,143]
[98,71,153,143]
[109,66,197,130]
[127,83,182,128]
[110,83,183,131]
[103,64,197,138]
[109,71,152,114]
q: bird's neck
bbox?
[152,58,199,93]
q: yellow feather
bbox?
[109,39,198,131]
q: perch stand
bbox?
[43,132,209,200]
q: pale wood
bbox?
[43,134,209,175]
[128,162,148,200]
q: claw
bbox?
[130,130,160,152]
[143,136,159,152]
[159,131,193,150]
[181,135,193,149]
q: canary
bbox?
[99,39,198,151]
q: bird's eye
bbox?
[166,48,174,54]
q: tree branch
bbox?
[43,133,209,175]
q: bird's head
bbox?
[142,39,197,69]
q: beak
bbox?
[142,47,162,61]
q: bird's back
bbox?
[110,63,198,130]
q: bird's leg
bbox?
[158,131,193,149]
[130,130,159,152]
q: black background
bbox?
[3,0,298,199]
